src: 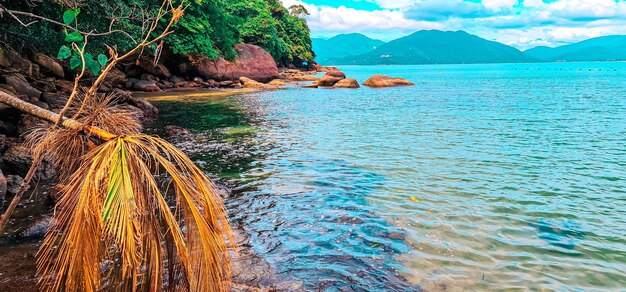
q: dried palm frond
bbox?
[38,134,234,292]
[26,93,142,179]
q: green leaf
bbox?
[84,53,101,75]
[62,8,80,25]
[57,45,71,60]
[97,54,108,67]
[69,52,82,70]
[64,31,83,43]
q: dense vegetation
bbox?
[0,0,314,66]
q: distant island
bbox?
[313,30,626,65]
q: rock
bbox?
[0,120,18,136]
[168,75,186,83]
[18,115,43,137]
[41,92,68,109]
[18,214,52,238]
[207,79,218,87]
[182,44,279,82]
[113,89,159,119]
[333,78,360,88]
[137,56,171,78]
[239,77,283,89]
[0,47,11,67]
[285,75,318,82]
[0,134,6,152]
[0,169,7,202]
[301,82,318,89]
[104,67,127,86]
[219,80,234,87]
[1,48,39,76]
[193,77,204,83]
[325,70,346,79]
[133,80,161,92]
[6,175,28,196]
[32,53,64,78]
[2,145,32,176]
[164,125,191,137]
[2,74,41,99]
[141,73,157,81]
[55,79,74,94]
[317,74,344,87]
[363,74,414,88]
[268,79,286,86]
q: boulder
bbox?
[268,79,286,87]
[333,78,360,88]
[41,92,68,109]
[127,79,161,92]
[1,48,39,76]
[104,67,127,86]
[363,75,414,88]
[164,125,191,137]
[55,79,74,94]
[137,56,171,78]
[317,74,343,87]
[2,74,41,99]
[325,70,346,79]
[183,44,279,82]
[32,53,64,78]
[2,145,32,176]
[219,80,234,88]
[113,89,158,119]
[6,175,28,196]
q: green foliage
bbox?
[0,0,314,66]
[226,0,314,65]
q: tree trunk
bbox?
[0,91,117,140]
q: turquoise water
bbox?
[154,63,626,291]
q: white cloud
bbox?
[482,0,518,12]
[281,0,626,48]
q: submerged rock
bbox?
[165,125,192,137]
[363,74,414,88]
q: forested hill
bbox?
[0,0,315,67]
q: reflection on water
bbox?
[154,62,626,291]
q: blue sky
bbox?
[281,0,626,49]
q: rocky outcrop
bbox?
[363,75,414,88]
[32,53,64,78]
[181,44,279,82]
[333,78,360,88]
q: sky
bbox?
[280,0,626,49]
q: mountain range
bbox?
[313,31,626,65]
[312,33,385,64]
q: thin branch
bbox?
[0,5,136,43]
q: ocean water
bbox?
[153,63,626,291]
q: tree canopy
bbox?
[0,0,314,65]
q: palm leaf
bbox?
[37,134,234,291]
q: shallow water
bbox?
[153,63,626,291]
